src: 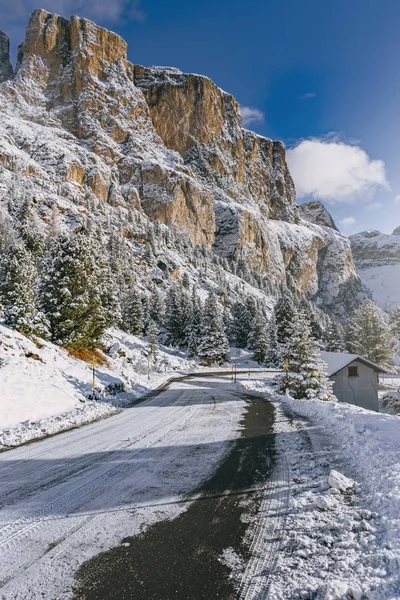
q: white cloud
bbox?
[240,106,264,127]
[365,202,383,211]
[340,216,356,226]
[299,92,316,100]
[287,138,388,203]
[394,194,400,204]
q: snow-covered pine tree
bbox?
[299,297,324,344]
[123,288,143,336]
[40,234,116,349]
[346,299,396,368]
[264,313,280,367]
[390,307,400,339]
[197,292,230,365]
[231,296,257,348]
[0,245,48,337]
[0,206,19,254]
[166,283,192,346]
[325,320,347,352]
[149,288,166,327]
[181,271,191,289]
[147,319,159,360]
[279,311,333,401]
[247,312,269,364]
[274,292,297,346]
[187,287,203,356]
[17,198,45,257]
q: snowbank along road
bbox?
[1,374,395,599]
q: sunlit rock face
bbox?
[0,9,364,314]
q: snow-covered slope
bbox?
[0,322,195,447]
[350,228,400,310]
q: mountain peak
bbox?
[0,30,13,83]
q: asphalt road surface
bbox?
[0,375,286,600]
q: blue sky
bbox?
[3,0,400,234]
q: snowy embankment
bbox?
[243,380,400,599]
[0,323,196,449]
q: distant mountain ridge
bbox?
[350,228,400,310]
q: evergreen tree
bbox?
[231,296,257,348]
[40,234,117,348]
[197,292,230,365]
[264,314,280,367]
[279,311,333,401]
[166,283,192,346]
[150,289,166,327]
[187,288,203,356]
[346,299,395,368]
[299,297,324,343]
[0,245,48,337]
[123,288,143,336]
[147,319,159,360]
[325,321,347,352]
[390,307,400,339]
[247,313,269,364]
[274,292,297,346]
[181,271,191,289]
[141,294,151,334]
[17,198,45,257]
[0,206,18,254]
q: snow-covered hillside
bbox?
[350,228,400,310]
[0,322,195,448]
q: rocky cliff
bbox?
[350,228,400,310]
[0,9,364,315]
[0,31,13,83]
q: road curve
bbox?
[0,375,284,600]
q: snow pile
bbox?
[242,380,400,599]
[0,323,196,448]
[381,391,400,415]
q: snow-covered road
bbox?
[2,375,398,600]
[0,376,251,599]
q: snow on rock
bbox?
[0,322,196,449]
[328,470,355,493]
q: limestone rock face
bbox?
[0,31,13,83]
[350,228,400,309]
[0,9,363,313]
[134,66,297,223]
[299,200,339,231]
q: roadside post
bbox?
[285,357,289,395]
[92,355,96,396]
[248,361,250,380]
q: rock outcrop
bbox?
[350,228,400,310]
[0,31,13,83]
[0,9,364,314]
[299,200,339,231]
